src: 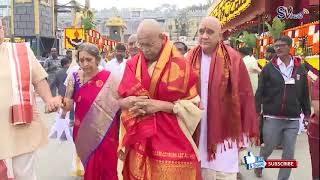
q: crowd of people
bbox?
[0,15,318,180]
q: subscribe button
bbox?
[265,160,297,168]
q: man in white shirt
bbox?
[105,44,127,74]
[255,36,310,180]
[238,47,261,94]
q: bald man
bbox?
[186,17,259,180]
[118,19,202,179]
[127,34,139,58]
[0,17,62,180]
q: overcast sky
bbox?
[58,0,208,10]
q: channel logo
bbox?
[243,152,297,170]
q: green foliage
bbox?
[265,17,286,40]
[81,9,95,31]
[229,36,239,48]
[82,17,95,31]
[229,32,242,48]
[239,31,257,48]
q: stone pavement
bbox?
[35,99,313,180]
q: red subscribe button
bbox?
[265,160,297,168]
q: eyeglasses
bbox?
[274,44,288,49]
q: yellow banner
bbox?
[305,55,319,71]
[3,37,25,43]
[64,28,85,49]
[4,38,10,42]
[209,0,252,25]
[14,37,25,43]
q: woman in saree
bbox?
[63,43,120,180]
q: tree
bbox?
[239,31,257,48]
[229,36,239,48]
[81,9,95,31]
[229,32,242,48]
[265,17,286,40]
[177,10,188,38]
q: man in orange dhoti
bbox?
[117,19,203,180]
[0,17,62,180]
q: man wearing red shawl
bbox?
[186,17,259,179]
[117,19,203,180]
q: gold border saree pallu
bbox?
[72,70,120,168]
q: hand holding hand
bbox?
[45,96,63,113]
[130,99,174,116]
[119,96,148,110]
[130,99,160,115]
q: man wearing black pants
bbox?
[255,36,311,180]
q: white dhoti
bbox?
[201,168,237,180]
[3,152,36,180]
[48,110,72,141]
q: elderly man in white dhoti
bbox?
[0,17,62,180]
